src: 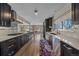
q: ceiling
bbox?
[9,3,67,25]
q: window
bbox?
[63,19,72,29]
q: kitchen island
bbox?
[58,31,79,50]
[52,31,79,56]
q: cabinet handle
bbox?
[2,21,3,26]
[8,39,15,42]
[8,51,14,56]
[5,21,6,26]
[8,53,11,56]
[8,45,14,48]
[63,45,72,50]
[11,51,14,54]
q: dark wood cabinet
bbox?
[21,35,25,46]
[0,3,11,27]
[60,41,79,56]
[0,3,17,27]
[45,17,52,32]
[72,3,79,25]
[0,44,1,56]
[0,4,2,26]
[0,38,17,56]
[20,33,32,46]
[4,3,11,27]
[16,36,22,49]
[60,41,72,56]
[0,33,33,56]
[6,38,18,56]
[11,10,17,21]
[0,41,8,56]
[43,22,46,39]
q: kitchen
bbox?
[0,3,79,56]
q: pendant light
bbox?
[34,9,38,15]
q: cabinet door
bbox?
[62,44,73,56]
[24,35,26,44]
[60,41,72,56]
[16,36,22,49]
[0,41,9,56]
[60,41,79,56]
[0,3,11,27]
[6,38,17,56]
[0,4,2,26]
[0,43,1,56]
[45,17,52,32]
[4,3,11,27]
[0,38,18,56]
[72,3,79,25]
[11,10,16,21]
[43,22,46,38]
[0,4,4,26]
[21,35,25,46]
[2,3,7,26]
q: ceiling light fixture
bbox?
[34,9,38,15]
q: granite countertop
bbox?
[57,31,79,50]
[0,33,28,42]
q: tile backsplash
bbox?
[71,25,79,32]
[0,27,11,36]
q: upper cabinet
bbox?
[0,3,11,27]
[72,3,79,25]
[45,17,52,32]
[11,10,17,22]
[0,3,17,27]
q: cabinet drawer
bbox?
[7,39,16,43]
[8,51,15,56]
[8,44,15,49]
[8,38,17,46]
[0,43,1,55]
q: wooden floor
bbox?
[15,33,41,56]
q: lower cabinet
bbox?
[60,41,79,56]
[0,41,8,56]
[0,44,1,56]
[0,33,33,56]
[16,36,22,50]
[0,38,17,56]
[21,35,25,46]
